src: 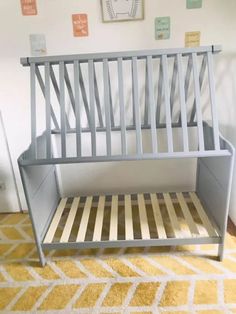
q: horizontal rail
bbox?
[50,122,198,134]
[19,150,231,166]
[42,236,221,250]
[21,45,221,66]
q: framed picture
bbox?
[101,0,144,23]
[72,14,89,37]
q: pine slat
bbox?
[150,193,166,239]
[44,198,67,243]
[76,196,93,242]
[63,196,193,209]
[109,195,118,241]
[189,192,217,237]
[163,193,182,238]
[137,194,150,239]
[60,197,80,243]
[125,195,134,240]
[45,190,219,245]
[176,192,199,236]
[93,196,105,241]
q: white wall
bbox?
[0,112,21,213]
[0,0,236,222]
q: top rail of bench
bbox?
[21,45,222,66]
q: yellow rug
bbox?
[0,213,236,313]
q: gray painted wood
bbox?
[147,56,158,153]
[30,63,37,159]
[178,55,192,124]
[192,52,204,151]
[26,46,226,161]
[45,62,51,159]
[207,52,220,151]
[64,64,76,113]
[190,55,207,123]
[108,67,115,128]
[93,63,104,128]
[185,55,192,102]
[132,59,136,127]
[177,54,189,152]
[21,45,221,66]
[19,164,60,266]
[196,126,235,258]
[118,57,127,155]
[132,57,143,155]
[74,60,82,157]
[170,56,178,113]
[19,45,235,266]
[42,236,221,251]
[162,55,173,153]
[49,65,70,129]
[144,60,149,126]
[156,60,163,126]
[19,148,231,167]
[88,60,96,156]
[35,66,59,130]
[78,63,91,129]
[59,61,67,158]
[103,59,112,156]
[51,122,197,134]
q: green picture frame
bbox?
[186,0,202,9]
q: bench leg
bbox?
[218,242,224,262]
[36,243,46,267]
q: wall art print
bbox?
[72,14,89,37]
[21,0,37,16]
[101,0,144,22]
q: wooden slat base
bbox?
[43,191,219,245]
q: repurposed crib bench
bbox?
[18,45,235,266]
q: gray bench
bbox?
[18,46,235,266]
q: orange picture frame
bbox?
[72,14,89,37]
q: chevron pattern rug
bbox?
[0,213,236,313]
